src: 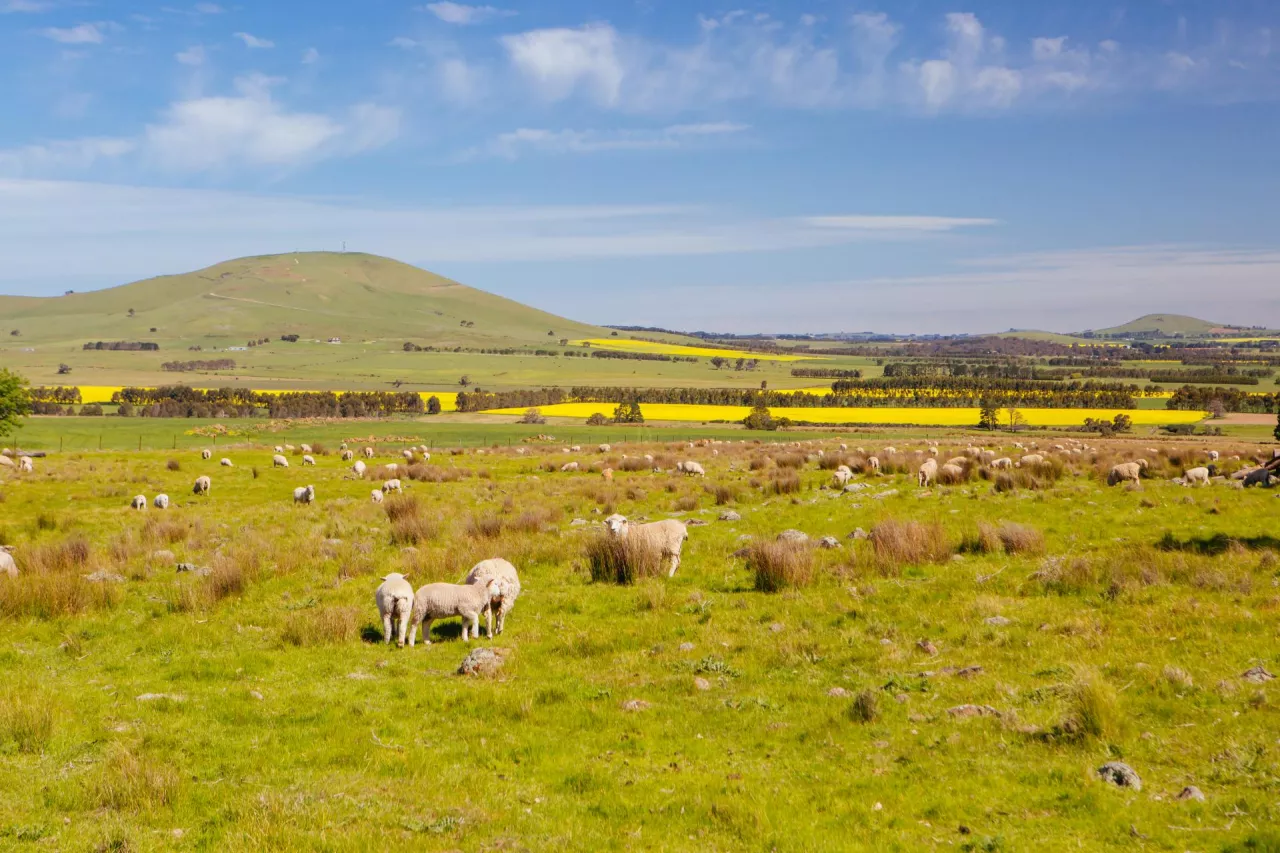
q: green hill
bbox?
[1090,314,1222,337]
[0,252,611,348]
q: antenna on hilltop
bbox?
[342,241,346,253]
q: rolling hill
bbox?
[0,252,612,348]
[1090,314,1223,337]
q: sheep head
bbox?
[604,514,629,536]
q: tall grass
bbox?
[0,689,54,752]
[281,606,360,646]
[585,534,662,584]
[867,519,953,573]
[963,522,1045,556]
[747,540,813,592]
[87,743,180,811]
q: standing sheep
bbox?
[464,558,521,636]
[409,579,502,646]
[18,456,33,473]
[302,455,316,466]
[293,485,316,504]
[598,444,611,453]
[917,458,938,487]
[272,454,289,468]
[678,461,706,477]
[370,489,384,503]
[1183,466,1211,487]
[0,545,17,578]
[1207,450,1220,462]
[832,467,853,487]
[403,449,415,461]
[300,444,312,454]
[382,478,402,493]
[352,460,367,478]
[1107,460,1147,486]
[991,457,1013,470]
[130,495,147,510]
[153,494,170,509]
[193,476,211,496]
[201,449,212,460]
[604,514,689,577]
[375,573,415,647]
[561,462,580,472]
[341,449,354,461]
[274,446,285,454]
[867,456,881,474]
[363,447,375,459]
[220,458,234,467]
[1019,454,1044,467]
[601,468,614,482]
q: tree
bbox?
[1112,413,1133,433]
[519,408,546,425]
[57,363,72,375]
[127,308,135,318]
[1005,407,1026,432]
[743,401,777,431]
[426,396,441,415]
[612,401,644,424]
[978,400,1000,431]
[1274,403,1280,443]
[735,357,746,371]
[1207,398,1226,419]
[586,412,610,426]
[0,369,31,438]
[710,356,726,369]
[459,375,470,387]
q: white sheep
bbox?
[274,445,284,454]
[302,455,315,466]
[341,449,354,461]
[991,457,1013,470]
[220,458,233,467]
[464,558,521,636]
[375,573,415,647]
[1183,466,1210,487]
[340,442,348,450]
[918,458,938,487]
[409,579,502,646]
[1019,454,1044,467]
[284,444,295,451]
[293,484,316,504]
[130,495,147,510]
[939,463,965,484]
[832,468,853,487]
[382,478,402,493]
[1207,450,1220,462]
[370,489,384,503]
[598,444,611,453]
[882,446,898,455]
[1107,460,1147,486]
[561,462,580,472]
[363,447,375,459]
[272,454,289,468]
[153,494,170,509]
[201,449,212,460]
[604,514,689,577]
[18,456,33,473]
[570,445,581,452]
[0,545,17,578]
[945,456,968,467]
[300,444,312,454]
[193,475,211,496]
[679,461,706,477]
[867,456,881,473]
[402,449,415,461]
[385,462,399,474]
[1,455,16,469]
[352,460,367,477]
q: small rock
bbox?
[946,704,999,718]
[458,647,507,677]
[776,529,808,544]
[984,615,1012,627]
[872,489,898,500]
[621,699,651,712]
[570,518,588,526]
[693,677,711,691]
[1242,665,1275,684]
[843,483,869,493]
[917,639,939,656]
[769,622,784,633]
[249,690,264,701]
[678,642,695,652]
[846,527,869,541]
[827,687,849,698]
[956,666,984,679]
[136,692,184,702]
[718,510,742,522]
[817,536,841,549]
[175,562,197,573]
[1177,785,1205,802]
[879,638,892,646]
[84,570,125,583]
[1097,761,1142,791]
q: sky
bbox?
[1,0,1278,334]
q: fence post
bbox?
[138,435,142,451]
[98,434,102,450]
[59,436,63,453]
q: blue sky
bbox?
[1,0,1278,333]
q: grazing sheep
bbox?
[1107,460,1147,486]
[918,458,938,487]
[978,450,996,464]
[403,449,414,461]
[220,458,233,467]
[570,445,581,452]
[883,446,898,456]
[363,447,375,459]
[385,463,399,474]
[1242,467,1274,488]
[602,468,614,482]
[420,451,431,461]
[382,478,402,493]
[561,462,580,472]
[201,449,212,460]
[1182,467,1210,487]
[0,545,17,578]
[598,444,611,453]
[300,444,312,454]
[678,461,706,477]
[153,494,170,509]
[375,573,415,647]
[464,558,521,636]
[341,449,354,461]
[604,514,689,577]
[274,446,284,454]
[1019,454,1044,467]
[1207,450,1220,462]
[193,476,211,496]
[352,460,367,477]
[867,456,880,473]
[272,454,289,468]
[340,442,348,451]
[18,456,33,472]
[832,468,853,487]
[302,455,315,466]
[939,463,965,485]
[409,579,502,646]
[2,455,19,469]
[284,444,295,452]
[991,457,1013,470]
[370,489,384,503]
[928,447,939,456]
[130,495,147,511]
[945,456,968,468]
[293,484,316,504]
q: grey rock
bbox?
[570,518,588,526]
[1097,761,1142,791]
[621,699,651,712]
[457,647,507,677]
[1242,665,1275,684]
[84,570,125,583]
[947,704,999,718]
[984,616,1012,627]
[846,528,869,541]
[718,510,742,522]
[843,483,869,493]
[687,519,709,527]
[872,489,899,500]
[776,529,809,544]
[817,536,841,549]
[693,677,711,691]
[1177,785,1205,802]
[678,642,695,652]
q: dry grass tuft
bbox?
[585,533,663,584]
[767,471,802,495]
[867,519,953,573]
[466,514,505,539]
[88,743,180,811]
[746,539,813,592]
[965,522,1045,556]
[0,689,54,752]
[847,689,880,724]
[165,459,181,472]
[281,605,360,646]
[707,483,739,505]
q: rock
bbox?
[984,616,1012,627]
[249,690,264,701]
[718,510,742,522]
[917,639,939,656]
[843,483,869,493]
[84,571,125,583]
[693,677,711,691]
[873,489,899,500]
[687,519,709,527]
[678,642,695,652]
[457,647,507,677]
[827,687,849,698]
[730,547,750,558]
[846,528,869,541]
[776,529,808,544]
[769,622,784,633]
[136,692,184,702]
[946,704,999,718]
[570,518,588,526]
[150,550,176,564]
[621,699,651,712]
[817,536,841,549]
[1177,785,1205,802]
[1097,761,1142,791]
[176,562,197,572]
[1242,665,1275,684]
[955,665,984,679]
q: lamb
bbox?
[201,449,212,460]
[1207,450,1220,462]
[678,461,706,477]
[0,545,16,578]
[1107,460,1147,486]
[341,449,354,461]
[917,458,938,487]
[561,462,580,472]
[272,454,290,468]
[375,573,416,647]
[382,478,402,493]
[598,444,611,453]
[302,455,315,466]
[370,489,384,503]
[352,460,367,477]
[831,468,853,487]
[1182,467,1210,487]
[385,463,399,474]
[274,446,284,454]
[193,475,211,496]
[604,514,689,577]
[403,449,414,461]
[991,457,1013,470]
[409,579,502,646]
[867,456,880,473]
[464,558,521,636]
[945,456,968,468]
[220,458,233,467]
[153,494,170,509]
[363,447,375,459]
[130,495,147,510]
[0,456,11,468]
[18,456,33,472]
[601,468,613,482]
[293,484,316,504]
[1019,454,1044,467]
[300,444,312,454]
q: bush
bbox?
[585,534,662,584]
[868,519,953,573]
[79,403,104,416]
[847,688,880,724]
[519,408,547,425]
[747,540,813,592]
[465,514,505,539]
[767,471,802,495]
[964,522,1045,556]
[166,459,181,471]
[707,483,738,505]
[281,606,360,646]
[586,412,610,426]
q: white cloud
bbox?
[2,0,52,11]
[176,45,206,66]
[0,138,135,177]
[501,24,624,105]
[301,47,319,64]
[194,2,223,12]
[41,22,106,44]
[805,216,997,232]
[475,122,748,159]
[234,32,274,49]
[422,2,514,25]
[389,36,418,49]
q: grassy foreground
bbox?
[1,432,1278,851]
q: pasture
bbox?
[1,431,1278,851]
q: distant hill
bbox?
[1090,314,1223,337]
[0,252,611,348]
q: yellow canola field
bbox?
[66,386,459,412]
[482,403,1207,427]
[570,338,820,362]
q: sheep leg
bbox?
[382,612,393,645]
[485,605,493,639]
[668,553,679,577]
[473,612,480,641]
[420,618,433,645]
[396,606,412,649]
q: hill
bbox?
[1090,314,1222,337]
[0,252,611,348]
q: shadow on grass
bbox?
[1156,532,1280,555]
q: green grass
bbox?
[1,428,1278,849]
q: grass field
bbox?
[571,338,820,362]
[2,427,1279,850]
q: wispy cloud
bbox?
[41,22,107,44]
[301,47,320,64]
[0,138,136,177]
[805,216,998,232]
[194,2,223,13]
[422,2,514,25]
[474,121,749,159]
[233,32,274,49]
[2,0,52,12]
[175,45,206,66]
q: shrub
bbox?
[1060,669,1121,741]
[0,576,122,620]
[22,534,92,575]
[519,408,547,425]
[88,743,179,811]
[707,483,739,505]
[964,522,1045,556]
[618,457,650,472]
[868,519,953,573]
[466,514,505,539]
[281,606,360,646]
[767,471,802,495]
[747,540,813,592]
[773,453,806,470]
[673,494,699,512]
[847,689,879,724]
[585,533,662,584]
[165,459,181,471]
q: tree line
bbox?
[83,341,159,351]
[161,359,236,372]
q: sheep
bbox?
[1107,460,1147,486]
[945,456,968,468]
[1183,467,1210,487]
[370,489,384,503]
[201,449,212,460]
[0,545,16,578]
[0,455,15,469]
[293,484,316,504]
[220,458,233,467]
[382,478,402,493]
[375,573,415,647]
[598,444,611,453]
[302,455,316,466]
[832,468,853,487]
[939,463,965,485]
[385,463,399,474]
[882,446,898,455]
[1208,450,1220,462]
[420,451,431,462]
[928,447,939,457]
[130,495,147,511]
[1242,467,1274,488]
[352,460,367,477]
[363,447,375,459]
[402,449,415,461]
[561,462,580,472]
[340,442,348,451]
[409,579,502,646]
[1019,454,1044,467]
[978,450,996,464]
[193,475,211,496]
[274,445,284,454]
[570,445,581,452]
[604,514,689,577]
[678,461,706,477]
[284,444,295,451]
[272,454,290,468]
[602,468,614,482]
[917,458,938,487]
[867,456,880,473]
[341,449,354,461]
[300,444,312,454]
[18,456,33,472]
[153,494,170,509]
[991,457,1013,470]
[464,558,521,636]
